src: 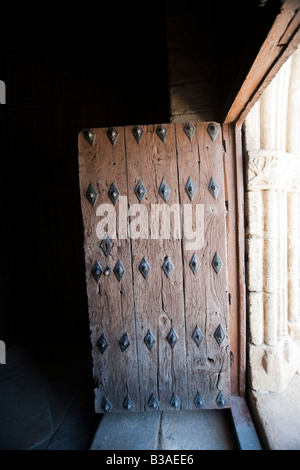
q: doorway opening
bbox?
[244,42,300,449]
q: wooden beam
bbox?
[224,0,300,125]
[222,123,247,397]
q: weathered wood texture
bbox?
[224,0,300,124]
[222,123,246,396]
[78,122,230,412]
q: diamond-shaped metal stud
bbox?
[100,236,113,257]
[189,253,200,275]
[183,122,196,142]
[97,333,108,354]
[192,325,204,347]
[91,261,102,282]
[216,390,226,408]
[139,256,151,279]
[132,125,144,144]
[212,252,223,275]
[86,183,98,206]
[148,394,159,410]
[119,332,130,352]
[170,393,181,409]
[207,122,219,142]
[194,391,204,409]
[134,180,147,203]
[84,128,95,146]
[167,328,179,348]
[123,395,134,411]
[158,179,171,202]
[214,324,225,345]
[208,177,220,200]
[185,176,197,201]
[101,395,112,413]
[144,329,156,351]
[108,182,120,205]
[162,256,174,278]
[156,124,168,143]
[114,259,125,282]
[107,127,119,146]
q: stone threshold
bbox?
[230,395,262,450]
[248,373,300,450]
[90,397,263,451]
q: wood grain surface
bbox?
[78,122,230,412]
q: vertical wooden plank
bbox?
[177,121,231,409]
[125,124,188,411]
[154,124,188,410]
[175,121,205,409]
[234,122,247,397]
[124,124,160,411]
[78,127,139,413]
[195,122,230,408]
[222,122,240,396]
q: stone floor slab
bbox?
[250,373,300,450]
[90,409,238,450]
[90,412,161,450]
[0,369,53,450]
[160,410,237,450]
[0,342,98,450]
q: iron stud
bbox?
[113,259,125,282]
[144,329,156,351]
[101,395,112,413]
[185,176,197,201]
[170,393,181,409]
[162,256,174,278]
[148,394,159,410]
[189,253,200,275]
[156,125,168,143]
[194,391,204,409]
[216,391,226,408]
[107,127,119,145]
[86,183,98,206]
[207,122,219,142]
[208,177,220,199]
[119,332,130,352]
[214,324,225,345]
[84,128,95,146]
[91,261,102,282]
[139,257,151,279]
[212,252,223,275]
[97,334,108,354]
[132,125,144,144]
[134,180,147,203]
[192,325,204,347]
[167,327,179,348]
[108,182,120,205]
[123,395,134,411]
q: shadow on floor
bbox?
[0,341,101,450]
[0,341,241,450]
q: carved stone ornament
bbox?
[247,150,300,191]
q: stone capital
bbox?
[247,149,300,192]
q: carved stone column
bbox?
[246,149,300,392]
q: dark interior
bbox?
[0,0,280,348]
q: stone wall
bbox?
[245,45,300,393]
[165,1,219,122]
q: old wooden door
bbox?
[78,122,230,413]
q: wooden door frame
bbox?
[222,0,300,397]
